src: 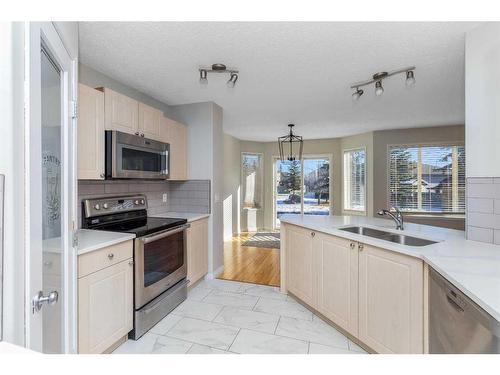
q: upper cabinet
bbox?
[102,88,139,135]
[78,84,105,180]
[138,102,162,140]
[160,117,188,180]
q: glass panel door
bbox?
[274,156,331,228]
[303,157,330,216]
[275,159,302,227]
[40,46,64,353]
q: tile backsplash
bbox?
[466,177,500,245]
[78,179,210,227]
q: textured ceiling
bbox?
[79,22,479,141]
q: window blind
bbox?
[343,149,366,211]
[389,145,465,213]
[242,153,263,209]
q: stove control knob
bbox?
[94,204,100,210]
[134,200,140,205]
[140,199,145,205]
[103,203,109,209]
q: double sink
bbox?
[339,226,437,247]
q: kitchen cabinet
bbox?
[358,243,424,354]
[77,84,105,180]
[160,117,188,180]
[187,218,208,286]
[281,222,425,354]
[286,225,315,306]
[316,232,359,335]
[102,87,139,135]
[78,240,133,354]
[138,102,162,140]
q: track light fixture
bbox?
[350,66,415,99]
[352,87,364,101]
[198,63,239,88]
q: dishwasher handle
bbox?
[446,294,465,313]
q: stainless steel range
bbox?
[82,195,189,340]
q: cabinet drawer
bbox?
[78,240,133,278]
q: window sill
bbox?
[403,213,465,220]
[342,209,367,216]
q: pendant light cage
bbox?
[278,124,304,162]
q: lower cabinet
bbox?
[286,225,315,306]
[78,241,133,354]
[187,218,209,286]
[283,223,424,354]
[358,244,424,354]
[316,232,359,336]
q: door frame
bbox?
[24,22,77,353]
[272,153,333,230]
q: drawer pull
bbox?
[349,243,355,249]
[108,253,114,260]
[358,243,364,251]
[311,232,315,237]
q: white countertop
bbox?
[0,342,37,354]
[76,229,135,256]
[151,212,210,223]
[280,214,500,322]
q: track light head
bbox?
[352,88,364,101]
[199,69,208,85]
[227,73,238,88]
[405,70,416,86]
[375,81,384,96]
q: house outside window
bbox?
[343,148,366,212]
[389,144,465,214]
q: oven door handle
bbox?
[139,224,190,244]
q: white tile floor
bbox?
[113,279,368,354]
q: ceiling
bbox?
[79,22,479,141]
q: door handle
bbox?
[32,291,59,313]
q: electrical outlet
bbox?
[162,193,168,203]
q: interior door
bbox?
[26,22,76,353]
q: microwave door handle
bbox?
[139,224,190,244]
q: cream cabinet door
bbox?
[78,259,133,354]
[160,117,187,180]
[103,88,139,134]
[286,225,315,306]
[358,244,424,354]
[187,218,209,285]
[315,233,359,336]
[138,102,161,140]
[77,84,105,179]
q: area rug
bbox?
[242,232,280,249]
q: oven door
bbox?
[108,130,169,179]
[134,225,188,309]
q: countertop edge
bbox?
[77,231,136,256]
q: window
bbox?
[241,153,263,209]
[343,149,366,212]
[389,144,465,214]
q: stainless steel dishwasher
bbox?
[429,268,500,353]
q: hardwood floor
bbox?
[217,232,280,287]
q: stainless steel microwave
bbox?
[105,130,169,179]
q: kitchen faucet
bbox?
[377,207,404,230]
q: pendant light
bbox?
[278,124,303,162]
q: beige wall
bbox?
[224,125,466,234]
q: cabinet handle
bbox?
[358,243,364,251]
[129,260,134,266]
[108,253,114,260]
[311,232,315,237]
[100,173,105,179]
[349,242,355,249]
[141,133,145,137]
[134,132,139,135]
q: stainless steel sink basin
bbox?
[339,226,437,247]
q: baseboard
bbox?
[205,265,224,280]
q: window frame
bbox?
[241,152,264,211]
[342,147,367,215]
[386,141,466,216]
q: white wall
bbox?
[170,102,224,277]
[0,22,27,345]
[223,134,241,240]
[465,22,500,177]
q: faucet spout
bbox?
[377,207,404,230]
